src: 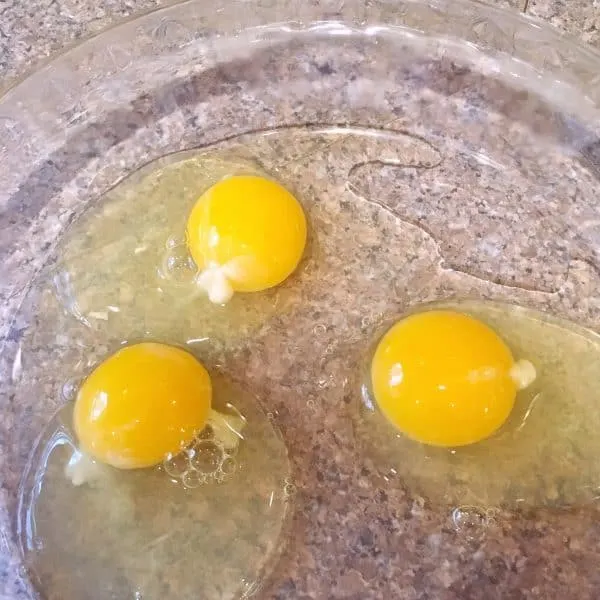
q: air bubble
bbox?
[451,505,492,539]
[163,452,190,478]
[157,246,196,285]
[61,378,81,401]
[220,457,237,477]
[182,469,205,489]
[191,441,223,474]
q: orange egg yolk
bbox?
[185,175,307,304]
[73,342,211,469]
[371,310,535,447]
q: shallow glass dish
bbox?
[3,0,600,598]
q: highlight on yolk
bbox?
[370,310,536,447]
[185,174,307,304]
[73,342,212,469]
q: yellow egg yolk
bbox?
[371,310,535,447]
[185,175,307,304]
[73,342,211,469]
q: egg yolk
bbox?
[370,310,536,447]
[73,342,211,469]
[185,175,307,304]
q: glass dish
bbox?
[2,0,600,598]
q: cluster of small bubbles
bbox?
[163,450,191,479]
[451,505,495,540]
[162,426,240,489]
[157,235,197,286]
[190,440,222,472]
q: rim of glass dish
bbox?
[2,0,600,100]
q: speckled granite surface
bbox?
[0,0,598,86]
[6,0,593,86]
[2,1,600,600]
[526,0,600,48]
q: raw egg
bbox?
[370,310,535,447]
[186,175,307,304]
[73,342,212,469]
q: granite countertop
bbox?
[2,2,600,600]
[0,0,598,83]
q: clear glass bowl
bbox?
[2,0,600,598]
